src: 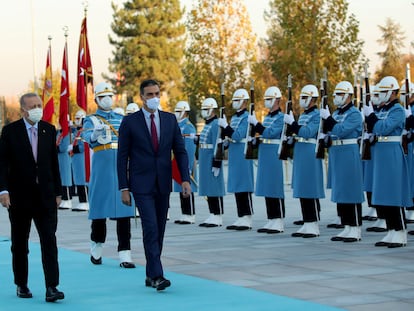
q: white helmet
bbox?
[232,88,249,110]
[113,107,125,116]
[94,82,114,98]
[125,103,139,115]
[333,81,353,107]
[174,101,190,121]
[400,82,414,105]
[299,84,318,108]
[201,98,218,119]
[264,86,282,109]
[74,109,86,126]
[378,76,399,104]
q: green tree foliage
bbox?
[265,0,364,111]
[106,0,185,105]
[374,18,406,83]
[183,0,257,110]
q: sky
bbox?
[0,0,413,100]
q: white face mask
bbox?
[232,99,243,110]
[74,118,82,127]
[201,109,211,119]
[400,95,407,106]
[175,111,185,121]
[299,97,311,108]
[264,99,274,109]
[378,91,391,105]
[26,107,43,123]
[146,97,160,110]
[333,94,348,107]
[98,96,113,110]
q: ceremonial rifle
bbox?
[278,74,294,160]
[360,64,371,160]
[315,68,328,159]
[213,83,225,161]
[402,63,411,155]
[244,79,259,159]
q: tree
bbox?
[374,18,406,83]
[106,0,185,106]
[183,0,257,111]
[265,0,365,111]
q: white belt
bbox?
[331,138,358,146]
[199,143,214,149]
[376,136,402,143]
[296,137,317,144]
[230,139,246,143]
[260,138,281,144]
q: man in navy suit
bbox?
[117,79,191,291]
[0,93,64,302]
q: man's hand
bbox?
[0,193,10,209]
[363,102,374,117]
[406,107,412,118]
[121,190,132,206]
[181,181,191,198]
[247,114,258,126]
[91,124,105,141]
[320,107,330,120]
[211,167,220,177]
[67,144,73,153]
[284,111,294,125]
[218,116,228,128]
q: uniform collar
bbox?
[236,109,247,117]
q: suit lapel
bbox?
[17,119,35,162]
[137,111,154,152]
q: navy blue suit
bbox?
[117,109,190,278]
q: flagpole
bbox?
[83,1,89,111]
[30,0,38,92]
[63,26,70,118]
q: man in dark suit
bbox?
[117,79,191,291]
[0,93,64,302]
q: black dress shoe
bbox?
[327,223,344,229]
[204,223,220,227]
[342,237,360,243]
[199,223,207,227]
[331,236,344,241]
[16,286,32,298]
[267,229,282,234]
[178,221,193,225]
[388,242,406,248]
[145,277,152,287]
[367,227,387,232]
[293,220,304,226]
[406,219,414,224]
[408,230,414,235]
[174,220,183,224]
[291,232,304,237]
[302,233,318,238]
[226,225,238,230]
[45,286,64,302]
[120,262,136,268]
[149,277,171,291]
[375,241,390,247]
[235,226,251,231]
[257,228,269,233]
[362,216,377,221]
[90,256,102,265]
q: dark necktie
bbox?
[150,113,159,152]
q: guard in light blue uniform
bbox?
[196,98,226,227]
[364,76,411,248]
[56,128,72,210]
[248,86,285,234]
[172,101,198,225]
[321,81,364,242]
[82,82,135,268]
[218,88,254,230]
[70,109,89,212]
[284,84,324,238]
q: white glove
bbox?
[405,107,412,118]
[67,144,73,153]
[363,103,374,117]
[188,133,196,140]
[248,114,258,126]
[284,111,294,125]
[320,107,330,120]
[91,123,105,141]
[218,116,228,128]
[212,167,220,177]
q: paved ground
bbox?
[0,162,413,311]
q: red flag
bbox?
[42,43,54,122]
[59,41,69,137]
[76,16,93,111]
[171,154,182,184]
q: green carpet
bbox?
[0,237,344,311]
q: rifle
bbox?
[278,74,294,160]
[353,74,358,107]
[402,63,411,155]
[360,64,371,160]
[213,83,225,161]
[244,79,259,159]
[315,68,328,159]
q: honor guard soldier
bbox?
[218,89,254,230]
[284,84,325,238]
[248,86,285,234]
[197,98,226,227]
[125,103,140,115]
[173,101,197,224]
[400,81,414,226]
[70,109,89,211]
[320,81,364,242]
[56,124,73,210]
[82,82,136,267]
[363,76,411,247]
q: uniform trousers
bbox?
[375,206,406,231]
[299,198,320,222]
[76,185,88,203]
[235,192,253,217]
[179,192,195,215]
[337,203,362,226]
[207,196,223,215]
[61,185,72,201]
[265,197,285,219]
[91,217,131,252]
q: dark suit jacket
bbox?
[117,110,190,195]
[0,119,62,209]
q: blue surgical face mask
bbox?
[146,97,160,110]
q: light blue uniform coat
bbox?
[57,131,72,187]
[71,127,87,185]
